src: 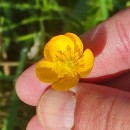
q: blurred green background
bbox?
[0,0,130,130]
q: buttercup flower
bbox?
[36,32,94,91]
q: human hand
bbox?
[16,8,130,130]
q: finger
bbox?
[26,115,44,130]
[74,83,130,130]
[36,83,130,130]
[15,64,50,106]
[103,71,130,91]
[36,89,76,130]
[81,8,130,82]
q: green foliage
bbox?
[63,0,113,33]
[0,0,130,130]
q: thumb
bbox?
[37,89,76,130]
[36,84,130,130]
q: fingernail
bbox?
[36,89,76,130]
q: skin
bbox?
[16,8,130,130]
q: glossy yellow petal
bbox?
[44,35,74,61]
[65,32,83,56]
[36,60,59,83]
[77,49,94,77]
[52,75,79,91]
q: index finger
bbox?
[81,8,130,83]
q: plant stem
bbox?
[4,43,30,130]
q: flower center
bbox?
[53,45,80,78]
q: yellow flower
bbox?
[36,32,94,91]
